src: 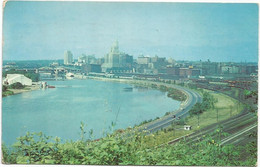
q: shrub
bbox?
[8,82,25,89]
[2,127,256,166]
[2,85,8,91]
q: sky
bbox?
[3,2,259,62]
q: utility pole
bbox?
[237,102,239,113]
[197,113,200,126]
[217,108,219,123]
[230,106,232,117]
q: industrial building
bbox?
[3,74,32,86]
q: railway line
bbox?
[166,111,257,146]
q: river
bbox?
[2,79,180,145]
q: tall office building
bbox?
[102,41,121,70]
[106,41,121,68]
[102,41,133,72]
[64,51,73,65]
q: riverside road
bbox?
[141,83,202,133]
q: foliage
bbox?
[246,131,257,159]
[167,87,186,101]
[2,90,14,97]
[244,89,258,105]
[2,85,14,97]
[159,85,167,92]
[2,85,8,92]
[147,83,186,101]
[188,83,197,89]
[137,117,160,127]
[244,90,257,98]
[164,112,171,116]
[189,92,217,116]
[2,126,256,165]
[8,82,25,89]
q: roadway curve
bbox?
[140,83,202,133]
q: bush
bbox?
[2,90,14,97]
[8,82,25,89]
[2,85,8,91]
[189,92,216,116]
[2,128,256,165]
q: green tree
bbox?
[2,85,8,92]
[8,82,25,89]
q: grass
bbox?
[23,87,31,90]
[2,90,14,97]
[187,91,242,129]
[142,90,244,147]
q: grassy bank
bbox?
[2,90,14,97]
[142,90,244,146]
[2,85,40,97]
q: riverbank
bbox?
[130,89,245,147]
[87,76,187,102]
[85,76,195,130]
[2,85,41,97]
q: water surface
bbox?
[2,79,180,145]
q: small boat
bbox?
[48,85,55,88]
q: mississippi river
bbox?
[2,79,180,145]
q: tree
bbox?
[8,82,25,89]
[2,85,8,92]
[189,103,204,115]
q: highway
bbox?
[140,84,202,133]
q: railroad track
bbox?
[166,111,257,146]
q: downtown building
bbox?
[64,51,73,65]
[101,41,133,73]
[136,55,168,74]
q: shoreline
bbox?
[86,76,188,102]
[2,77,189,106]
[3,76,202,146]
[2,77,192,127]
[85,76,193,128]
[3,85,41,97]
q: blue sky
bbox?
[3,2,258,62]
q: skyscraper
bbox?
[102,41,121,70]
[101,41,133,73]
[64,51,73,65]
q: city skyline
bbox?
[3,2,258,62]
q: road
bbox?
[140,84,202,133]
